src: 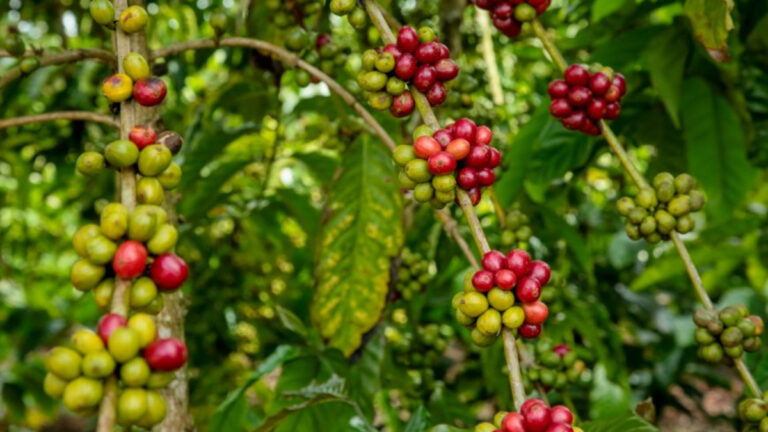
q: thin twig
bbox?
[531,19,567,73]
[670,233,713,310]
[150,37,396,151]
[435,209,480,269]
[457,190,491,254]
[475,11,504,106]
[0,48,115,89]
[503,329,527,410]
[0,111,118,129]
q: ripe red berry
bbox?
[457,167,479,189]
[465,187,482,205]
[113,240,148,279]
[495,17,521,38]
[587,98,606,119]
[391,91,415,117]
[446,138,471,160]
[547,80,569,98]
[521,399,546,417]
[516,277,541,302]
[482,250,506,272]
[612,73,627,95]
[519,322,542,339]
[416,41,441,64]
[528,260,551,285]
[523,403,552,432]
[133,77,167,107]
[382,44,402,60]
[567,86,591,107]
[589,72,611,95]
[604,85,621,103]
[549,99,572,118]
[98,313,127,344]
[437,42,450,59]
[427,151,457,175]
[472,270,495,292]
[435,58,459,81]
[395,53,418,81]
[144,338,188,371]
[564,64,589,86]
[316,33,331,49]
[501,412,526,432]
[561,111,586,130]
[495,269,517,290]
[426,82,447,106]
[529,0,551,14]
[477,168,495,186]
[580,118,601,136]
[493,2,514,18]
[605,102,621,120]
[453,118,477,143]
[475,125,493,145]
[129,125,156,149]
[488,147,501,169]
[523,301,549,324]
[150,253,189,291]
[414,65,437,92]
[433,129,453,147]
[445,122,456,135]
[553,344,571,357]
[396,27,420,53]
[414,136,442,159]
[476,0,494,8]
[549,405,574,425]
[506,249,531,277]
[466,145,491,168]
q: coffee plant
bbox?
[1,1,767,431]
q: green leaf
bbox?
[311,136,403,356]
[210,345,304,432]
[683,0,734,61]
[645,27,690,128]
[681,77,757,220]
[275,305,308,337]
[540,206,594,285]
[404,405,430,432]
[582,411,660,432]
[589,365,631,419]
[592,0,632,22]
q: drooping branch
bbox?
[0,49,115,89]
[150,37,397,151]
[435,209,480,269]
[0,111,118,129]
[532,16,763,397]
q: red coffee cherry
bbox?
[382,44,402,60]
[523,301,549,324]
[144,338,188,371]
[516,277,541,302]
[466,145,491,168]
[523,403,552,432]
[465,187,482,205]
[414,136,442,159]
[587,98,607,119]
[549,405,574,425]
[133,77,167,107]
[506,249,531,277]
[475,125,493,145]
[453,118,477,143]
[519,322,542,339]
[477,168,495,186]
[391,91,415,118]
[564,64,589,86]
[482,250,507,272]
[98,313,127,344]
[605,102,621,120]
[433,129,453,147]
[472,270,495,292]
[129,125,156,149]
[495,269,517,290]
[113,240,148,279]
[395,54,418,81]
[528,260,551,285]
[488,147,501,168]
[427,151,457,175]
[501,412,526,432]
[413,64,437,92]
[548,80,569,98]
[550,99,572,118]
[435,58,459,81]
[567,86,592,107]
[416,41,441,64]
[426,82,447,106]
[521,398,547,417]
[561,111,586,130]
[150,253,189,291]
[457,167,479,189]
[396,27,419,53]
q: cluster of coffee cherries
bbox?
[44,314,187,426]
[475,399,581,432]
[548,64,626,135]
[358,26,459,117]
[617,172,705,243]
[737,395,768,431]
[694,306,764,364]
[289,32,349,87]
[3,27,40,75]
[395,248,434,300]
[385,312,454,395]
[526,339,590,390]
[393,119,500,208]
[329,0,368,29]
[474,0,551,38]
[500,209,533,248]
[453,249,551,346]
[96,10,166,108]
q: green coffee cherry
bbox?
[76,152,106,176]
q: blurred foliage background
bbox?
[1,0,768,431]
